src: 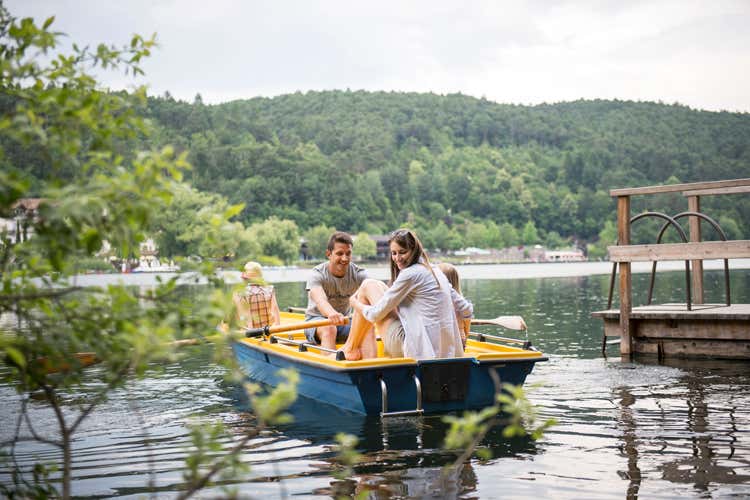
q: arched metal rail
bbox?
[607,211,691,310]
[647,211,731,307]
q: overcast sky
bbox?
[8,0,750,112]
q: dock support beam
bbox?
[617,196,633,356]
[688,195,704,304]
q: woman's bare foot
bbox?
[341,346,362,361]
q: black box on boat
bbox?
[421,361,471,403]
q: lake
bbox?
[2,262,750,498]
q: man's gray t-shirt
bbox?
[305,262,367,319]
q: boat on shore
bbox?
[233,312,547,416]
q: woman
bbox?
[340,229,472,361]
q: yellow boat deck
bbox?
[237,312,545,369]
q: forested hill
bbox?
[147,91,750,248]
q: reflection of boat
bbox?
[233,312,547,416]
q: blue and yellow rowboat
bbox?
[233,312,547,416]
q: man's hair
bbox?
[327,231,353,252]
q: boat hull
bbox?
[233,336,546,416]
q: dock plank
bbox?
[607,240,750,262]
[591,303,750,320]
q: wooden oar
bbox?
[34,335,225,374]
[33,352,100,374]
[471,315,527,331]
[33,318,346,374]
[469,331,532,347]
[244,317,348,337]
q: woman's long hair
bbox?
[388,228,440,286]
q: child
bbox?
[438,262,473,348]
[233,261,281,329]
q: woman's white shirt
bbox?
[361,264,472,360]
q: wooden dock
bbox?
[592,303,750,359]
[593,178,750,360]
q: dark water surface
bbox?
[2,267,750,498]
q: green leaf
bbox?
[223,203,245,220]
[5,347,26,369]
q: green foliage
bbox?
[0,7,235,498]
[72,256,116,272]
[544,231,566,250]
[443,405,500,451]
[247,216,300,264]
[11,81,750,255]
[331,433,362,480]
[179,369,301,499]
[521,220,540,245]
[598,220,618,246]
[354,232,376,259]
[135,91,750,247]
[717,215,742,240]
[587,219,618,259]
[496,383,557,440]
[244,368,299,425]
[498,223,520,248]
[303,224,335,260]
[0,452,58,499]
[183,422,248,489]
[442,383,556,470]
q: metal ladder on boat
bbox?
[379,373,424,417]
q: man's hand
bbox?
[327,310,346,325]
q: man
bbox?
[304,231,368,349]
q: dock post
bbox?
[688,195,704,304]
[617,195,633,357]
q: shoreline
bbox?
[67,259,750,286]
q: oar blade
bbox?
[471,315,527,330]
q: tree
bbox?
[521,220,540,246]
[248,217,300,264]
[0,10,236,498]
[544,231,565,250]
[465,220,502,249]
[303,224,335,260]
[151,183,255,259]
[717,215,742,241]
[354,231,376,259]
[587,219,617,259]
[498,223,520,248]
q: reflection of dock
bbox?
[592,178,750,359]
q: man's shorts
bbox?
[304,317,351,345]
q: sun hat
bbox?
[241,261,267,285]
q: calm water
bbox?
[2,266,750,498]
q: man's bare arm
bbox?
[309,286,345,325]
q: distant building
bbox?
[0,198,44,244]
[133,238,178,272]
[371,235,390,258]
[544,249,587,262]
[528,245,546,262]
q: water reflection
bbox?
[603,357,750,499]
[2,268,750,498]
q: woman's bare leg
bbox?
[340,279,395,360]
